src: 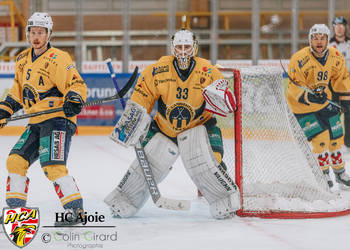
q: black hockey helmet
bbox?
[332,16,347,26]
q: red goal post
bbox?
[217,67,350,219]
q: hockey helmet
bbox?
[26,12,53,44]
[26,12,53,32]
[309,24,330,43]
[332,16,347,26]
[171,29,198,70]
[308,24,330,56]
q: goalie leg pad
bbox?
[177,125,240,219]
[110,100,151,147]
[104,132,179,217]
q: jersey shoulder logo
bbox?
[49,53,57,59]
[202,66,212,74]
[152,65,169,76]
[16,51,29,62]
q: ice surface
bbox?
[0,135,349,250]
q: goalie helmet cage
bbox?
[217,67,350,219]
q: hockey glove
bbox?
[203,79,237,117]
[63,91,84,117]
[307,92,327,105]
[110,100,151,147]
[0,118,7,129]
[0,108,12,129]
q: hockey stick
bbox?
[105,58,191,211]
[279,59,341,109]
[5,66,138,123]
[133,140,190,210]
[105,58,126,108]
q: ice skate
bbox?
[335,171,350,190]
[54,208,85,226]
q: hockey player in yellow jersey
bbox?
[287,24,350,189]
[105,29,240,219]
[0,12,87,225]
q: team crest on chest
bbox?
[22,84,39,108]
[2,207,40,248]
[166,102,195,131]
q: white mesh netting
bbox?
[217,66,350,216]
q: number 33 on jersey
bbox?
[130,55,224,138]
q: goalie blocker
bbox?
[110,100,151,147]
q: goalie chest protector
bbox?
[130,56,224,138]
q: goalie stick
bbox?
[5,66,138,123]
[279,59,341,109]
[105,58,191,211]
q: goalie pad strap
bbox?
[110,100,151,147]
[104,133,179,217]
[177,125,240,219]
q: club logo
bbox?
[202,67,212,73]
[49,53,57,59]
[166,102,195,131]
[2,207,40,248]
[22,84,39,108]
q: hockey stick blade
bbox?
[279,60,341,109]
[155,197,191,211]
[6,66,138,123]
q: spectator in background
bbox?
[329,16,350,149]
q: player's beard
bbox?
[311,44,327,58]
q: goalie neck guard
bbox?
[171,29,198,70]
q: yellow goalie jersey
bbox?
[287,46,350,114]
[4,46,87,124]
[131,55,224,138]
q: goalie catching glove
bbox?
[202,79,237,117]
[110,100,151,147]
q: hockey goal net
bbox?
[217,66,350,218]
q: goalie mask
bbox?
[171,29,198,70]
[308,24,330,57]
[26,12,53,44]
